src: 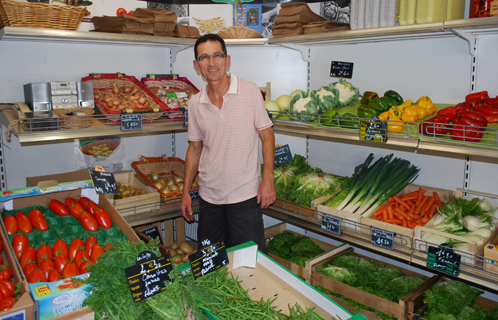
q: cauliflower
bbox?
[293,97,313,112]
[328,79,360,107]
[311,87,338,112]
[290,92,320,122]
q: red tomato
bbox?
[94,208,112,229]
[53,240,69,259]
[85,236,98,255]
[12,234,29,259]
[0,266,12,281]
[3,215,18,235]
[74,250,90,268]
[104,244,113,251]
[90,244,104,263]
[15,212,32,233]
[79,211,99,232]
[0,283,13,299]
[48,199,70,216]
[39,259,56,278]
[29,209,49,231]
[36,245,53,263]
[79,260,91,274]
[54,255,69,272]
[61,263,80,278]
[48,269,63,282]
[64,197,79,208]
[27,268,47,283]
[68,239,85,260]
[0,297,14,311]
[127,10,134,15]
[78,197,94,210]
[23,263,38,278]
[69,205,85,221]
[116,8,127,16]
[86,201,100,215]
[20,246,36,270]
[0,280,15,297]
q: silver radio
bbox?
[23,81,94,117]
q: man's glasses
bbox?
[196,53,227,62]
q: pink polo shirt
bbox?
[187,75,273,204]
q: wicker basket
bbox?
[141,74,200,119]
[0,0,89,30]
[131,155,199,204]
[81,73,169,123]
[53,107,95,129]
[217,0,263,39]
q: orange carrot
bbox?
[415,188,424,206]
[386,218,402,225]
[409,213,423,220]
[405,200,414,207]
[424,197,436,213]
[428,203,437,217]
[382,207,388,221]
[407,204,416,215]
[395,207,412,221]
[433,191,443,208]
[402,219,408,227]
[393,195,411,211]
[387,204,394,220]
[414,196,429,214]
[421,216,430,224]
[373,206,384,218]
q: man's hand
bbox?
[181,192,195,222]
[257,176,276,209]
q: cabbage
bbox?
[327,79,360,107]
[292,170,345,207]
[311,87,338,112]
[318,265,355,285]
[290,92,320,122]
[272,154,313,199]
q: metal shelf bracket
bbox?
[275,43,309,62]
[171,45,194,63]
[449,28,476,55]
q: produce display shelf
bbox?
[122,199,199,227]
[264,206,498,294]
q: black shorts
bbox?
[197,196,268,254]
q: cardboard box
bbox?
[179,241,366,320]
[310,246,438,320]
[264,222,337,281]
[0,187,140,320]
[0,219,34,320]
[109,170,160,217]
[26,170,92,188]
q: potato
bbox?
[180,242,194,254]
[170,242,178,250]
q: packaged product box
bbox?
[179,241,366,320]
[0,186,140,320]
[264,222,337,281]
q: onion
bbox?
[169,185,179,192]
[174,176,184,183]
[166,176,176,187]
[150,172,160,183]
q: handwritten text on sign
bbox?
[371,228,394,250]
[330,61,354,79]
[141,226,164,245]
[274,144,293,167]
[427,245,461,276]
[121,114,142,131]
[89,170,119,194]
[189,241,228,280]
[125,251,173,302]
[321,215,340,235]
[360,117,387,143]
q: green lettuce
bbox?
[318,265,355,285]
[327,79,360,107]
[267,231,325,267]
[271,154,313,199]
[291,170,346,207]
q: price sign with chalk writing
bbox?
[427,245,460,276]
[360,117,387,143]
[189,239,229,280]
[89,170,119,194]
[124,251,173,302]
[371,228,394,250]
[190,189,200,201]
[274,144,293,167]
[121,114,142,131]
[322,215,340,235]
[330,61,354,79]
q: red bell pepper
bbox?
[450,119,483,143]
[465,91,489,103]
[464,98,481,110]
[437,103,473,117]
[420,115,453,136]
[457,111,488,130]
[474,101,498,123]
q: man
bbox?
[180,34,275,254]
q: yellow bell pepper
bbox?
[416,96,437,115]
[386,114,404,132]
[379,108,399,120]
[412,105,428,120]
[401,106,419,122]
[396,100,414,114]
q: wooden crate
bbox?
[264,222,337,282]
[111,170,160,217]
[310,246,438,320]
[406,276,498,320]
[414,188,498,266]
[134,217,187,249]
[273,188,339,220]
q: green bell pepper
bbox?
[357,104,378,118]
[339,113,360,129]
[368,98,390,113]
[379,96,398,108]
[360,91,379,105]
[384,90,404,105]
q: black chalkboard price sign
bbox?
[89,170,119,194]
[371,227,394,250]
[427,245,461,276]
[141,225,164,245]
[274,144,293,167]
[189,239,229,280]
[321,215,340,235]
[124,251,173,302]
[190,189,200,201]
[184,111,188,127]
[360,117,388,143]
[121,114,142,131]
[330,61,354,79]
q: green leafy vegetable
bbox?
[267,231,325,267]
[292,170,345,207]
[271,154,313,199]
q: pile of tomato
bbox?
[0,240,17,312]
[4,197,115,284]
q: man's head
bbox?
[194,34,227,60]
